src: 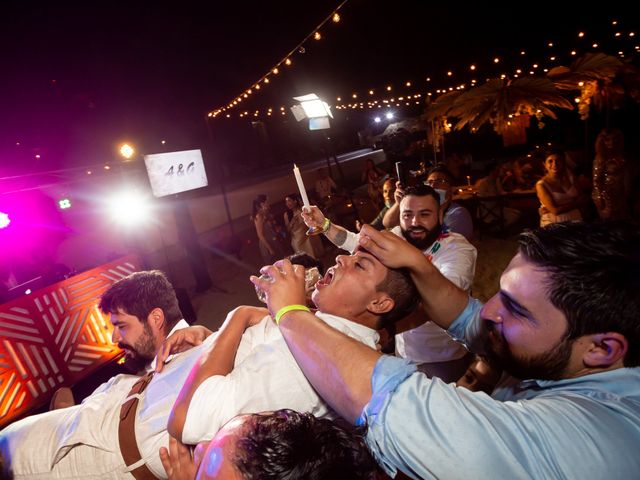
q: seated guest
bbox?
[536,148,587,226]
[160,409,378,480]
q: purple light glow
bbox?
[0,212,10,229]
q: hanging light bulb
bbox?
[332,12,340,22]
[273,67,279,74]
[314,31,321,40]
[285,58,292,66]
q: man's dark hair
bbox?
[288,252,325,276]
[98,270,182,334]
[518,221,640,367]
[403,183,440,206]
[428,163,454,183]
[233,410,377,480]
[375,266,419,328]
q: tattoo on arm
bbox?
[327,227,348,246]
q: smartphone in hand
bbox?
[395,161,407,186]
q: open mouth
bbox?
[315,268,335,289]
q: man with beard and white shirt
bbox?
[302,184,476,380]
[0,270,210,479]
[383,164,474,241]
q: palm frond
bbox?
[548,53,622,90]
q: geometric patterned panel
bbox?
[0,256,140,428]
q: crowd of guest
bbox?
[1,126,639,479]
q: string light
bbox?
[213,15,635,121]
[207,1,347,117]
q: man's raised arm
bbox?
[301,205,357,253]
[167,306,267,440]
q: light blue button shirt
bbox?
[360,298,640,479]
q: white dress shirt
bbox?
[0,320,196,479]
[182,310,379,443]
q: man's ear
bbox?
[147,307,166,332]
[367,294,394,316]
[438,205,445,224]
[583,333,628,369]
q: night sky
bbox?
[1,0,637,177]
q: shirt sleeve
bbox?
[338,230,359,253]
[447,297,486,353]
[445,205,474,241]
[181,341,321,444]
[435,237,477,291]
[362,358,640,479]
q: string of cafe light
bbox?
[207,1,348,119]
[211,17,638,121]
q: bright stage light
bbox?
[386,112,394,120]
[108,192,151,226]
[374,117,381,123]
[119,143,135,159]
[291,93,333,131]
[0,212,10,229]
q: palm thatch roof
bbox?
[425,77,573,135]
[547,53,640,119]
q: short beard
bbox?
[484,330,574,381]
[401,223,442,251]
[119,322,157,373]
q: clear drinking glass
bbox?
[255,266,321,303]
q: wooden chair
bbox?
[473,194,506,238]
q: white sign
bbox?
[144,149,208,197]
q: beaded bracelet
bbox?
[321,217,331,233]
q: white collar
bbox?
[315,311,378,341]
[148,319,190,371]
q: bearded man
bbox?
[302,184,476,379]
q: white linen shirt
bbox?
[0,319,193,479]
[182,311,378,443]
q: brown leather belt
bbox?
[118,372,158,479]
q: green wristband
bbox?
[275,304,311,325]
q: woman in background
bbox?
[252,195,285,264]
[361,158,386,209]
[536,149,586,226]
[283,193,324,258]
[592,128,631,220]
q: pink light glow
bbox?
[0,212,10,229]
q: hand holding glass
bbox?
[255,266,321,303]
